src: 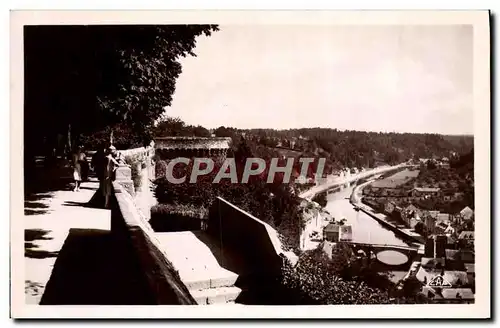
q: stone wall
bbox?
[120,143,157,220]
[207,197,294,275]
[111,182,196,305]
[154,137,232,177]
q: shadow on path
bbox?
[40,228,155,305]
[24,197,52,216]
[25,229,59,259]
[79,185,99,191]
[24,171,74,215]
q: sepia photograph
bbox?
[10,10,490,319]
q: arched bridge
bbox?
[346,242,420,263]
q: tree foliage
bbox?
[233,128,473,171]
[24,25,218,154]
[154,116,211,137]
[312,192,328,207]
[280,245,394,304]
[153,137,306,250]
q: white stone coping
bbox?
[216,196,298,265]
[112,182,196,304]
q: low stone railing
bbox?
[208,197,298,273]
[118,144,157,219]
[119,142,155,160]
[111,181,196,305]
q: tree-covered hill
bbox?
[214,127,473,170]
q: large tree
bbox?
[154,116,211,138]
[24,25,218,154]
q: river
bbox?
[325,183,410,247]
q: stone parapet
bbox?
[111,182,196,305]
[115,164,135,196]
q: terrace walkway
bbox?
[24,177,153,305]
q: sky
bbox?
[165,25,473,135]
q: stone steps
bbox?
[190,286,243,305]
[154,231,251,305]
[184,271,244,305]
[183,270,239,291]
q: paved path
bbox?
[24,179,112,304]
[299,164,407,199]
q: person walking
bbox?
[81,147,90,181]
[91,145,106,184]
[72,146,86,192]
[103,145,120,208]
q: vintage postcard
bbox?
[10,10,490,319]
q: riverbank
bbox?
[299,163,410,200]
[350,183,425,245]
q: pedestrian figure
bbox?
[81,148,90,181]
[72,146,86,192]
[103,145,120,208]
[91,145,106,183]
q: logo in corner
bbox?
[427,274,452,288]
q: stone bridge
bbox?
[347,242,419,266]
[348,242,418,253]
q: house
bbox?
[322,240,355,261]
[423,234,448,260]
[465,263,475,287]
[458,231,474,241]
[339,225,353,242]
[423,214,436,234]
[422,287,474,304]
[446,235,457,248]
[458,231,474,248]
[427,210,440,219]
[321,241,336,260]
[446,249,475,269]
[416,267,468,287]
[420,257,446,270]
[401,204,422,226]
[411,187,441,198]
[323,223,340,242]
[435,221,450,235]
[437,213,451,223]
[445,249,467,270]
[385,201,396,215]
[443,224,455,236]
[460,206,474,221]
[393,205,403,221]
[409,215,422,229]
[440,288,474,303]
[441,163,450,169]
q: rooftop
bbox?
[460,206,474,215]
[445,249,475,263]
[464,263,475,273]
[441,288,474,300]
[416,267,469,286]
[436,213,451,223]
[421,257,445,269]
[458,231,475,239]
[323,223,340,233]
